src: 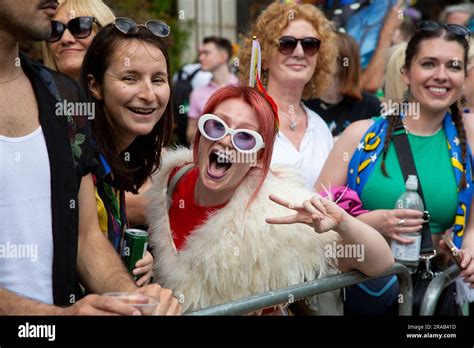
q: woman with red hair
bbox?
[147,85,393,313]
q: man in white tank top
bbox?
[0,0,180,315]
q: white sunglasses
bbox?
[198,114,265,154]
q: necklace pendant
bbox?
[290,121,297,131]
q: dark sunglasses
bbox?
[417,20,470,40]
[114,17,170,38]
[278,36,321,56]
[47,16,98,43]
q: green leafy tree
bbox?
[105,0,191,74]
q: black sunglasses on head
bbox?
[47,16,98,43]
[278,36,321,56]
[417,20,470,40]
[114,17,170,38]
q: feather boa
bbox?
[147,148,340,312]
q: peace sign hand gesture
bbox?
[265,194,346,234]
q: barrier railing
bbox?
[419,264,461,316]
[188,263,413,315]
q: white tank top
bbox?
[0,127,54,304]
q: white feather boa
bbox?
[147,148,341,312]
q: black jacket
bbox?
[21,54,96,306]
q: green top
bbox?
[360,126,458,233]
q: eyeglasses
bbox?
[47,16,98,43]
[198,114,265,153]
[417,20,470,40]
[278,36,321,56]
[114,17,170,38]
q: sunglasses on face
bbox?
[278,36,321,56]
[198,114,265,154]
[114,17,170,38]
[47,16,98,43]
[417,20,470,40]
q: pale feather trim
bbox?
[147,148,340,312]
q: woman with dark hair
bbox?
[305,32,381,138]
[81,18,173,286]
[316,21,474,314]
[147,85,394,313]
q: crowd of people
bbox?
[0,0,473,316]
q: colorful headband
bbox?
[248,36,280,132]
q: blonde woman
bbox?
[41,0,115,80]
[383,42,408,104]
[239,2,337,188]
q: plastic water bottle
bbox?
[390,175,424,273]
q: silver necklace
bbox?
[402,118,442,136]
[289,119,297,131]
[280,110,300,131]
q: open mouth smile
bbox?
[207,149,233,180]
[128,107,156,115]
[426,86,450,97]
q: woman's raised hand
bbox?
[266,194,346,233]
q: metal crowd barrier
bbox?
[188,263,413,316]
[419,264,461,316]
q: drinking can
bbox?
[121,229,149,276]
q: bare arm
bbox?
[361,0,403,93]
[0,288,61,315]
[334,212,394,275]
[125,178,153,227]
[0,175,180,315]
[77,174,182,314]
[0,174,137,315]
[76,174,137,294]
[315,119,372,192]
[316,119,424,242]
[186,118,198,145]
[266,195,394,276]
[0,287,147,315]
